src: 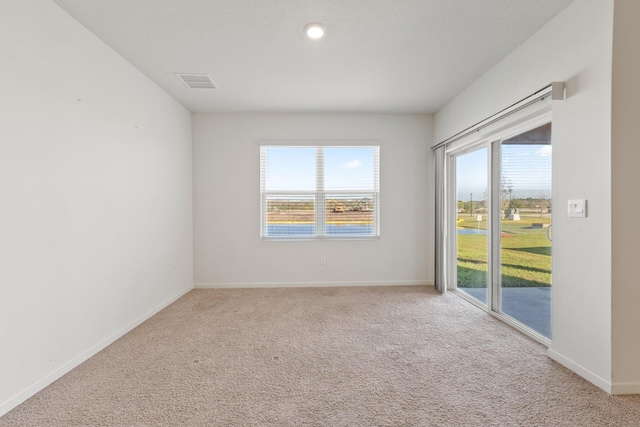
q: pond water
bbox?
[458,228,487,235]
[266,224,374,237]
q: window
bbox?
[260,144,380,239]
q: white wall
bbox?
[611,0,640,391]
[0,0,193,415]
[193,114,432,287]
[435,0,616,391]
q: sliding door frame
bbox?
[444,101,553,346]
[446,141,494,307]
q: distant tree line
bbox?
[268,198,373,211]
[458,197,551,213]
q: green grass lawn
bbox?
[457,216,551,288]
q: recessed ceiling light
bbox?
[304,23,325,39]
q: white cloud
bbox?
[340,160,362,169]
[536,145,552,157]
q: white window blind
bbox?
[260,145,380,239]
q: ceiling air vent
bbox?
[175,73,217,89]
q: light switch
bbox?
[568,199,587,218]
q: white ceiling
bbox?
[52,0,575,114]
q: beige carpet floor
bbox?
[2,286,640,426]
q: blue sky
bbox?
[456,147,488,200]
[457,144,552,201]
[264,147,376,191]
[264,147,316,191]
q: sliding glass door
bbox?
[454,147,489,306]
[448,120,552,342]
[496,123,552,339]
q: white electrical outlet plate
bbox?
[568,199,587,218]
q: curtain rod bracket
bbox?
[551,82,565,101]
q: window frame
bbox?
[260,141,380,240]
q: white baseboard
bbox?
[547,348,612,394]
[0,284,193,418]
[195,280,433,289]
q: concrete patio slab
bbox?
[459,287,551,339]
